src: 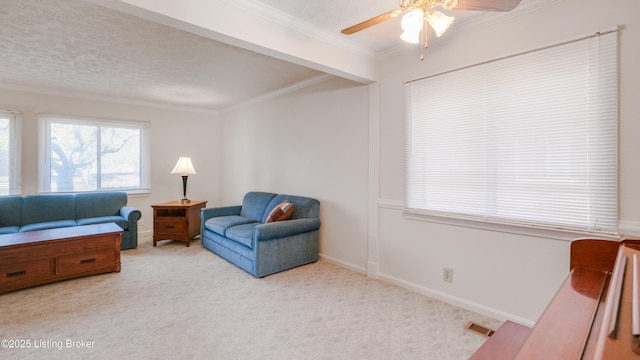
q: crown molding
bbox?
[221,74,334,114]
[0,83,221,115]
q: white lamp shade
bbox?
[171,157,196,175]
[400,9,424,44]
[400,30,421,44]
[427,11,454,37]
[401,9,424,33]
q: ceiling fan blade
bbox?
[455,0,522,12]
[341,9,401,35]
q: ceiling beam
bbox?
[87,0,378,84]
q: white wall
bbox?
[220,77,370,270]
[0,88,221,238]
[375,0,640,324]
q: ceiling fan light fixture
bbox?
[400,9,424,44]
[427,10,454,37]
[401,30,421,44]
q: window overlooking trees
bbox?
[0,111,20,195]
[40,116,149,193]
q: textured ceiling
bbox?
[0,0,324,111]
[0,0,538,112]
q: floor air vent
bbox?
[465,322,496,337]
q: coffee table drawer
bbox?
[0,260,53,285]
[57,249,116,275]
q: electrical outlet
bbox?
[139,219,145,226]
[443,267,453,283]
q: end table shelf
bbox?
[151,200,207,247]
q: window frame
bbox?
[403,29,619,238]
[38,115,150,194]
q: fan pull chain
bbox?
[421,21,428,61]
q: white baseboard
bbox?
[138,230,153,244]
[377,272,535,327]
[318,254,534,327]
[319,254,367,275]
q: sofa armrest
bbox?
[255,218,321,241]
[120,206,142,223]
[201,205,242,221]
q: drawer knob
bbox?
[80,258,96,264]
[166,225,175,229]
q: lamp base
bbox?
[180,198,191,204]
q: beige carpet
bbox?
[0,239,502,360]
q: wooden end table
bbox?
[151,200,207,247]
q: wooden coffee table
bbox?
[0,223,123,294]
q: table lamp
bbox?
[171,157,196,203]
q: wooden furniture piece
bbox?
[152,200,207,247]
[0,223,122,294]
[470,238,640,359]
[470,321,532,359]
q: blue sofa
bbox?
[201,191,320,277]
[0,192,141,249]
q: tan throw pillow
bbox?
[266,202,295,223]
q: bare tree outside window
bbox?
[47,119,146,192]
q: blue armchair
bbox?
[200,192,320,277]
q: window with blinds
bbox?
[404,30,618,235]
[0,111,20,195]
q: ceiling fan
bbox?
[341,0,522,58]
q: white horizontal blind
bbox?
[404,31,618,234]
[0,111,20,195]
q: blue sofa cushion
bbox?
[76,216,128,229]
[21,194,76,225]
[0,196,23,227]
[19,220,78,232]
[225,223,259,249]
[0,226,19,234]
[204,215,257,237]
[75,192,127,219]
[240,192,277,222]
[202,228,255,260]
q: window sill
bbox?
[378,199,620,242]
